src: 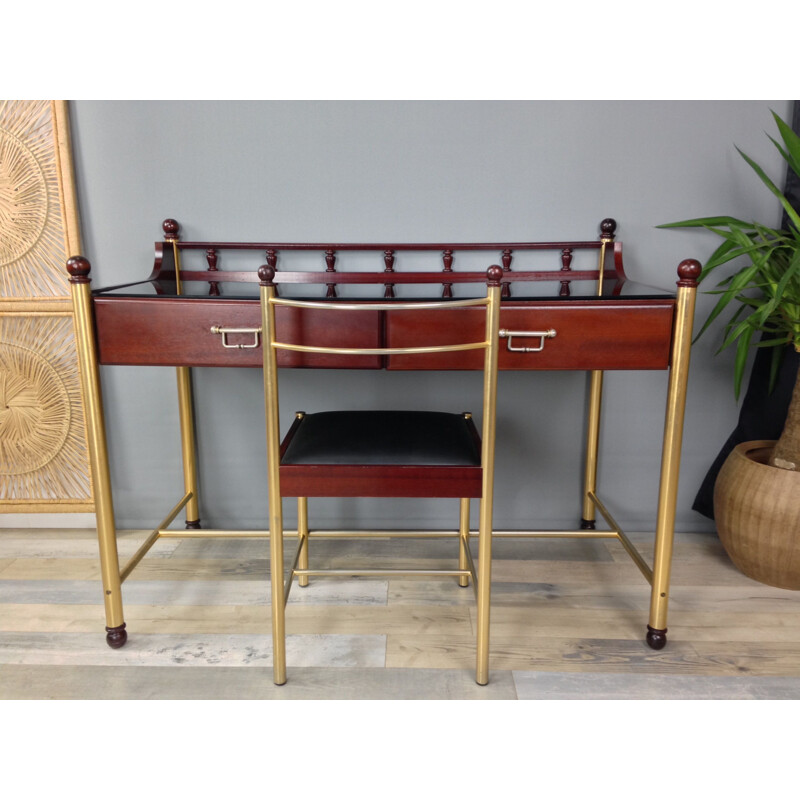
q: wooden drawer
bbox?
[94,296,383,368]
[385,301,675,370]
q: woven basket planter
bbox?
[714,440,800,590]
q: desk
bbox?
[67,218,699,656]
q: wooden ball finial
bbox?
[162,219,180,240]
[258,264,276,285]
[600,218,617,239]
[677,258,702,286]
[66,255,91,283]
[486,265,504,287]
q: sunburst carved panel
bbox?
[0,100,69,298]
[0,100,92,511]
[0,314,90,501]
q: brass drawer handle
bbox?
[210,325,262,349]
[499,328,556,353]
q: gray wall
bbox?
[69,100,792,532]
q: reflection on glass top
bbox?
[94,276,674,301]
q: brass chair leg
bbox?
[458,498,470,587]
[475,498,492,685]
[262,277,287,684]
[298,497,309,587]
[475,278,500,685]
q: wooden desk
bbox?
[68,218,699,657]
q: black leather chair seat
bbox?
[281,410,481,466]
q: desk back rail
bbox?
[149,217,625,299]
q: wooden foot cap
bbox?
[580,518,596,530]
[185,519,202,530]
[646,625,667,650]
[105,623,127,649]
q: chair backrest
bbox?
[258,263,504,491]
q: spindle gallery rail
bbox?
[135,216,625,299]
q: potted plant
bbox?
[660,110,800,589]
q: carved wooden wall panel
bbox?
[0,100,92,512]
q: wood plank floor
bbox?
[1,526,799,700]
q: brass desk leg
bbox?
[647,262,699,649]
[581,370,604,529]
[68,257,126,648]
[176,366,201,529]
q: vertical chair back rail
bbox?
[260,271,287,685]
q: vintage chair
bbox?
[258,263,504,686]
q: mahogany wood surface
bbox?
[386,301,675,371]
[94,296,675,371]
[278,464,483,498]
[90,218,678,373]
[94,296,382,369]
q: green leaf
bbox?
[772,110,800,178]
[736,146,800,231]
[768,342,786,393]
[661,112,800,396]
[657,216,757,230]
[696,264,759,337]
[767,135,800,180]
[733,326,756,399]
[755,246,800,321]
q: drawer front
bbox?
[385,302,675,370]
[94,297,382,368]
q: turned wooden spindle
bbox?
[501,249,512,298]
[325,249,337,298]
[206,248,220,296]
[384,249,396,298]
[442,249,454,299]
[560,247,573,297]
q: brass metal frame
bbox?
[262,284,501,686]
[69,273,124,632]
[649,274,697,636]
[67,238,696,683]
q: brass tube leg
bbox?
[475,497,493,685]
[261,278,287,685]
[176,366,201,528]
[68,258,126,648]
[476,280,501,686]
[298,497,309,587]
[458,498,470,587]
[581,370,604,529]
[647,264,699,649]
